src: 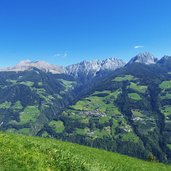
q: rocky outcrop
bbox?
[128,52,158,65]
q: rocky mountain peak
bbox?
[159,55,171,61]
[157,55,171,65]
[66,58,126,78]
[101,58,126,70]
[0,60,65,74]
[128,52,158,65]
[16,59,32,65]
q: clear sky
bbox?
[0,0,171,67]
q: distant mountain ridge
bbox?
[127,52,158,65]
[0,60,65,74]
[66,58,126,79]
[0,52,164,78]
[0,57,126,77]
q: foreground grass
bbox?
[0,132,171,171]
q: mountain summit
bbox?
[157,55,171,65]
[128,52,158,65]
[0,60,65,74]
[66,58,125,78]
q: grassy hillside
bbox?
[57,74,161,161]
[0,132,171,171]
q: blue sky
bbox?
[0,0,171,67]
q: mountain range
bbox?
[0,52,171,163]
[0,52,159,76]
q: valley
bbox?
[0,52,171,163]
